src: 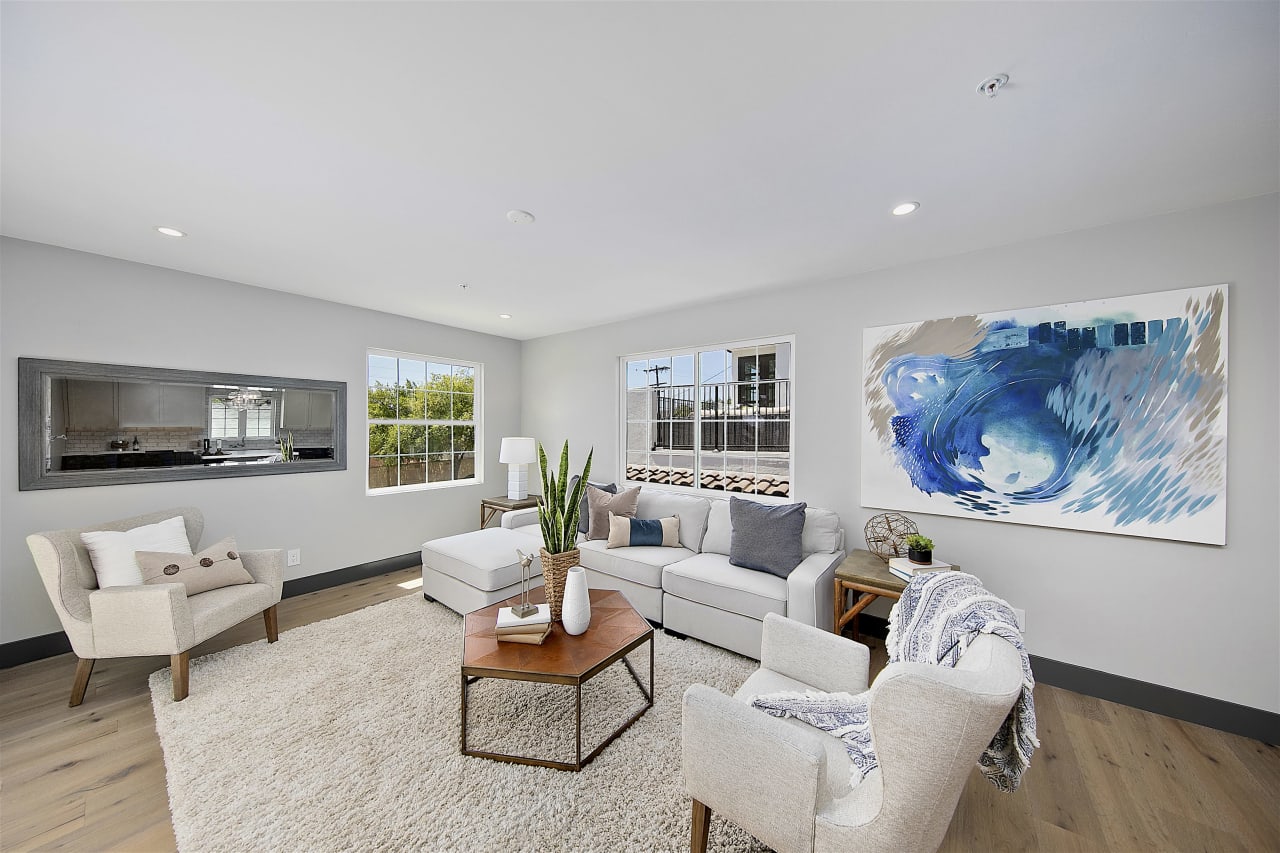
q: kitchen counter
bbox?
[57,447,333,472]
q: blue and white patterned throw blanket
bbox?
[751,571,1040,792]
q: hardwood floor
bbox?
[2,567,1277,852]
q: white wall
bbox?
[520,194,1280,713]
[0,238,522,644]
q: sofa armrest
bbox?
[240,549,285,602]
[682,683,829,853]
[786,549,843,631]
[501,507,541,530]
[89,584,194,657]
[761,613,871,694]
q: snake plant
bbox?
[537,441,593,554]
[278,431,295,462]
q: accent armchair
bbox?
[27,507,285,705]
[681,613,1023,853]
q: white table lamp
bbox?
[499,437,537,500]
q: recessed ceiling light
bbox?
[976,74,1010,99]
[498,314,512,319]
[891,202,920,216]
[155,226,186,237]
[506,210,535,224]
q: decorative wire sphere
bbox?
[863,512,919,562]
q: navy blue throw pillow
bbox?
[728,497,807,578]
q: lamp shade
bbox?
[499,437,538,465]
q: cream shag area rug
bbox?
[149,594,770,852]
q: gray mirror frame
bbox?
[18,357,347,490]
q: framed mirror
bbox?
[18,358,347,490]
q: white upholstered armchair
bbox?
[682,613,1023,853]
[27,507,285,705]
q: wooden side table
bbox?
[479,494,541,529]
[833,550,906,642]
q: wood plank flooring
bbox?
[2,566,1277,852]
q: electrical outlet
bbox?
[287,549,301,567]
[1012,607,1026,631]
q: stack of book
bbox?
[888,557,952,583]
[494,603,552,644]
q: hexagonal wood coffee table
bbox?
[461,587,654,771]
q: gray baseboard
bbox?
[850,614,1278,745]
[0,552,422,670]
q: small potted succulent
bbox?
[905,533,934,565]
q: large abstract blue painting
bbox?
[862,285,1228,544]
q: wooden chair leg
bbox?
[691,798,711,853]
[69,657,95,707]
[171,652,190,702]
[264,604,279,643]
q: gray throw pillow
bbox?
[728,497,808,578]
[569,476,618,535]
[586,484,640,540]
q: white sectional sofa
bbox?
[499,490,844,659]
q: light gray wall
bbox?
[1,238,522,644]
[520,194,1280,713]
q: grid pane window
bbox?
[368,351,480,492]
[244,402,273,437]
[210,398,275,440]
[210,400,237,439]
[623,339,792,497]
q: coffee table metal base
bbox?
[460,633,654,772]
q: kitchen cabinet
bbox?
[66,380,118,430]
[281,389,333,430]
[119,383,207,427]
[159,384,207,426]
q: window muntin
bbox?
[367,351,479,492]
[624,338,792,497]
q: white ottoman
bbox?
[421,527,544,615]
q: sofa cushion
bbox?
[730,498,807,577]
[608,514,680,549]
[587,484,640,540]
[701,500,731,555]
[663,553,788,621]
[635,490,711,552]
[188,582,277,642]
[569,477,617,535]
[579,538,693,588]
[421,528,531,592]
[802,508,842,556]
[701,500,732,556]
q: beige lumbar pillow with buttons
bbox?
[136,537,254,596]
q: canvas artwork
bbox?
[862,285,1228,544]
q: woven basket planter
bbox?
[539,547,581,622]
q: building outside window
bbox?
[367,350,480,492]
[623,337,793,497]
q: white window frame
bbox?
[619,334,796,502]
[366,347,483,496]
[207,389,279,446]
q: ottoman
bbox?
[421,527,544,615]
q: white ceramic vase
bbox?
[561,566,591,635]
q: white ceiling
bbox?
[2,2,1277,340]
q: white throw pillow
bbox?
[801,507,842,556]
[81,516,193,588]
